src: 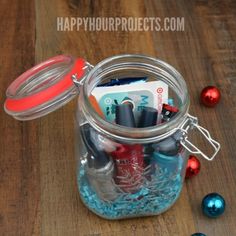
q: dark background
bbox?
[0,1,235,235]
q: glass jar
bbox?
[4,54,220,220]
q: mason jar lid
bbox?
[4,55,91,120]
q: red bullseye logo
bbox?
[157,87,163,93]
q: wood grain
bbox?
[0,0,235,235]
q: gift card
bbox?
[92,81,168,122]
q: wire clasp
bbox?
[72,62,94,87]
[178,114,220,161]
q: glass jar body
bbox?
[74,55,190,219]
[75,110,189,219]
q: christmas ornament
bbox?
[202,193,225,218]
[185,155,201,178]
[200,86,221,107]
[191,233,206,236]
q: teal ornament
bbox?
[202,193,225,218]
[191,233,206,236]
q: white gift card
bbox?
[92,81,168,122]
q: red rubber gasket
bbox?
[5,56,85,112]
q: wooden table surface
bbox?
[0,1,236,235]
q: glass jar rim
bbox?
[80,54,190,142]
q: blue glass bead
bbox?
[202,193,225,218]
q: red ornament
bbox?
[200,86,221,107]
[185,155,201,178]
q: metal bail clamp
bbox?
[72,62,94,87]
[178,114,220,161]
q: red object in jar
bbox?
[161,103,179,122]
[111,144,144,193]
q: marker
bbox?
[115,103,136,127]
[138,107,158,169]
[152,131,182,156]
[138,107,158,128]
